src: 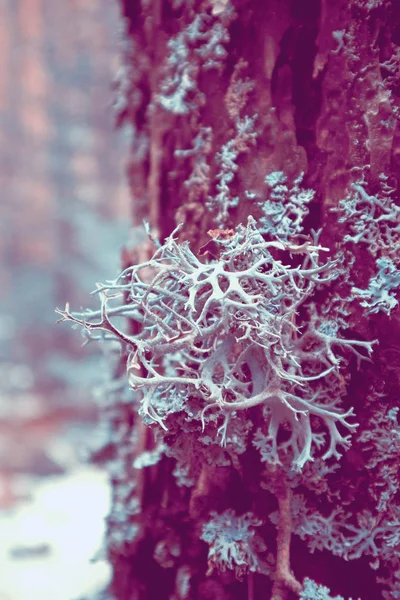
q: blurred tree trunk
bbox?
[100,1,400,599]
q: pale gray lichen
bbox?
[57,217,376,470]
[207,115,258,225]
[352,257,400,315]
[200,509,267,576]
[157,12,234,115]
[358,405,400,512]
[259,171,314,241]
[280,494,400,566]
[335,177,400,259]
[133,443,166,469]
[300,578,353,600]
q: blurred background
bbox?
[0,1,131,597]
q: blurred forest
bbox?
[0,1,131,597]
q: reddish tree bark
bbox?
[79,1,400,598]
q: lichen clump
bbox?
[57,217,374,471]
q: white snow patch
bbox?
[0,467,111,600]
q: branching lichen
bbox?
[258,172,315,241]
[300,578,354,600]
[57,217,375,471]
[352,257,400,315]
[157,10,235,114]
[335,177,400,260]
[200,509,268,578]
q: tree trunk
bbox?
[79,1,400,598]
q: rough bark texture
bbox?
[84,1,400,599]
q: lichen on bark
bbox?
[59,0,400,598]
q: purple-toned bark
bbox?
[60,1,400,598]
